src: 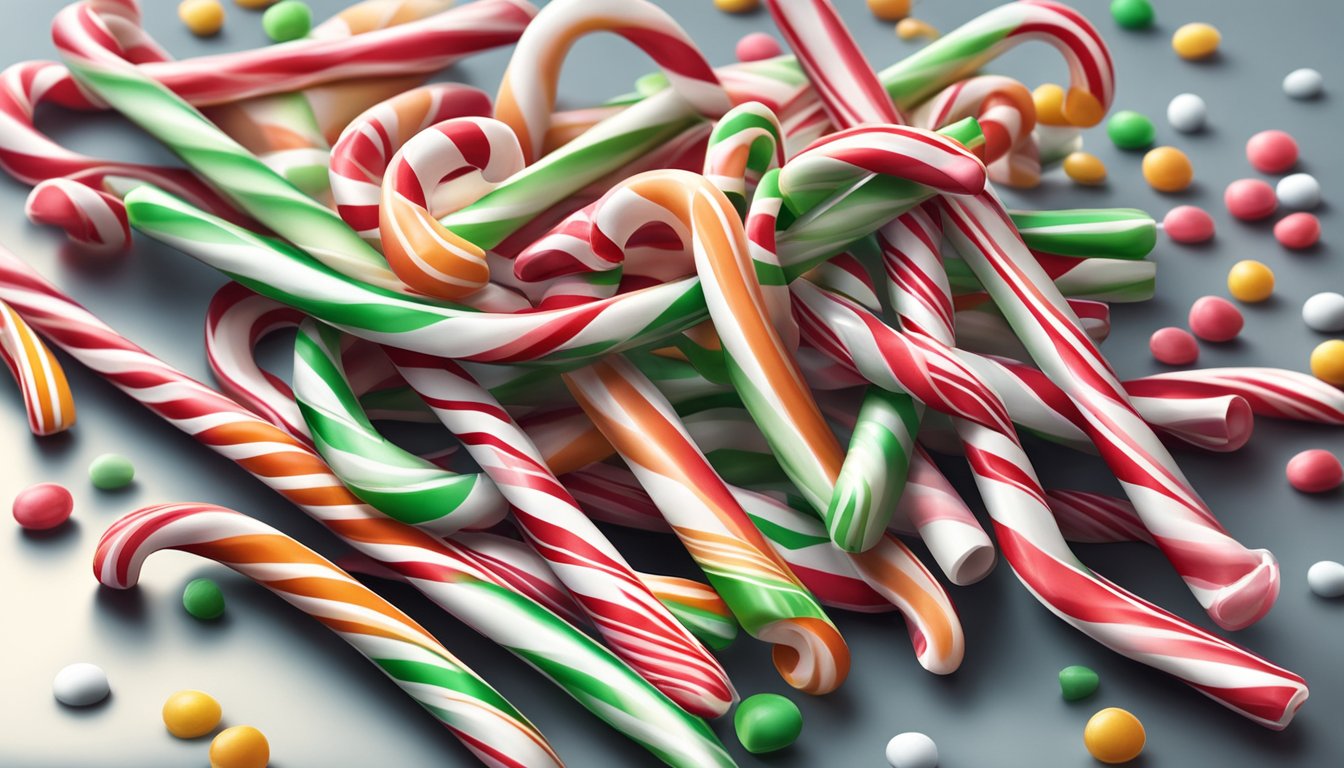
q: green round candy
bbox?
[1059,665,1100,701]
[1107,110,1156,150]
[1110,0,1154,29]
[89,453,135,490]
[183,578,226,621]
[733,693,802,754]
[262,1,312,43]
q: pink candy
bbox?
[1286,449,1344,493]
[1224,179,1278,221]
[1149,327,1199,365]
[1246,130,1299,174]
[1274,212,1321,249]
[1189,296,1244,342]
[736,32,782,62]
[1163,205,1215,243]
[11,482,74,530]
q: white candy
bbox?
[1277,173,1321,210]
[1308,560,1344,598]
[1166,93,1207,133]
[1302,292,1344,332]
[1283,68,1324,99]
[886,732,939,768]
[52,662,110,707]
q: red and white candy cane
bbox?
[911,75,1039,187]
[0,297,75,436]
[1125,368,1344,425]
[1046,490,1155,546]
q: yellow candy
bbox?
[163,690,222,739]
[1227,259,1274,302]
[714,0,760,13]
[234,0,278,8]
[1311,340,1344,386]
[1063,152,1107,186]
[895,18,940,41]
[1032,84,1068,126]
[210,725,270,768]
[1083,707,1146,764]
[1172,22,1221,60]
[179,0,225,36]
[1141,146,1193,193]
[867,0,911,21]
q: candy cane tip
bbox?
[761,618,850,695]
[946,543,996,587]
[1207,550,1280,631]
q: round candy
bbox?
[210,725,270,768]
[1032,83,1068,126]
[89,453,135,490]
[1149,327,1198,365]
[53,662,109,707]
[1106,110,1155,150]
[1162,205,1215,244]
[1302,292,1344,332]
[1110,0,1154,29]
[1246,129,1298,173]
[867,0,911,21]
[179,0,225,37]
[1172,22,1220,60]
[1275,173,1321,210]
[735,33,781,62]
[885,732,938,768]
[1142,147,1193,193]
[715,0,760,13]
[1084,708,1145,764]
[1062,152,1106,185]
[1188,296,1243,342]
[895,18,940,41]
[1310,340,1344,385]
[1283,68,1324,99]
[1286,449,1344,493]
[1059,665,1100,701]
[12,482,74,530]
[1166,93,1207,133]
[1275,213,1321,250]
[164,690,223,739]
[184,578,227,621]
[733,693,802,754]
[262,0,311,42]
[1227,259,1274,303]
[1224,179,1277,221]
[1308,561,1344,598]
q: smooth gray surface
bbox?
[1,0,1342,766]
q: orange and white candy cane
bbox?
[0,297,74,436]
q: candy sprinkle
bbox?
[89,453,135,490]
[1142,147,1193,193]
[1172,22,1220,60]
[1084,708,1146,764]
[1283,68,1324,99]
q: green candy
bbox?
[182,578,226,621]
[1059,665,1100,701]
[1110,0,1155,30]
[733,693,802,754]
[88,453,135,490]
[262,1,312,43]
[1107,110,1156,150]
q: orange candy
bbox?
[1083,708,1146,764]
[1142,146,1193,192]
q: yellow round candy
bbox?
[867,0,911,21]
[234,0,278,8]
[163,690,222,739]
[1172,22,1221,60]
[1063,152,1107,186]
[179,0,225,36]
[1141,146,1193,193]
[210,725,270,768]
[1227,259,1274,302]
[1311,340,1344,385]
[1032,84,1068,126]
[714,0,760,13]
[1083,707,1146,764]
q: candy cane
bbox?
[1046,490,1154,546]
[911,75,1038,186]
[0,297,75,435]
[1126,368,1344,425]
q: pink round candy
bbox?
[12,482,74,530]
[1149,327,1199,365]
[1286,449,1344,493]
[1163,205,1215,244]
[1188,296,1244,342]
[1224,179,1278,221]
[1246,129,1299,173]
[736,32,781,62]
[1274,212,1321,249]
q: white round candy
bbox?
[1284,68,1324,99]
[1308,560,1344,598]
[1303,293,1344,332]
[1277,173,1321,210]
[52,662,110,707]
[1166,93,1207,133]
[886,732,939,768]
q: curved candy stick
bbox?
[0,297,75,435]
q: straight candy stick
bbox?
[0,297,75,436]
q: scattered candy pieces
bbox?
[1189,296,1244,342]
[1283,68,1324,100]
[1275,173,1321,210]
[1142,146,1193,193]
[1063,152,1106,185]
[866,0,911,22]
[11,481,73,530]
[735,32,780,62]
[52,662,109,707]
[733,693,802,754]
[1166,93,1206,133]
[210,725,270,768]
[1286,450,1344,494]
[1032,83,1068,126]
[885,731,939,768]
[1310,340,1344,385]
[1224,179,1278,221]
[1059,665,1100,701]
[1149,327,1199,366]
[895,17,939,41]
[179,0,225,37]
[183,578,227,621]
[1172,22,1220,61]
[1307,561,1344,598]
[1163,205,1215,243]
[1109,0,1154,30]
[1246,129,1299,174]
[1107,110,1155,150]
[714,0,760,13]
[1275,213,1321,250]
[261,0,311,43]
[1227,259,1275,303]
[88,453,134,490]
[164,690,223,739]
[1084,707,1146,764]
[1302,292,1344,332]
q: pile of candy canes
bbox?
[0,0,1329,764]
